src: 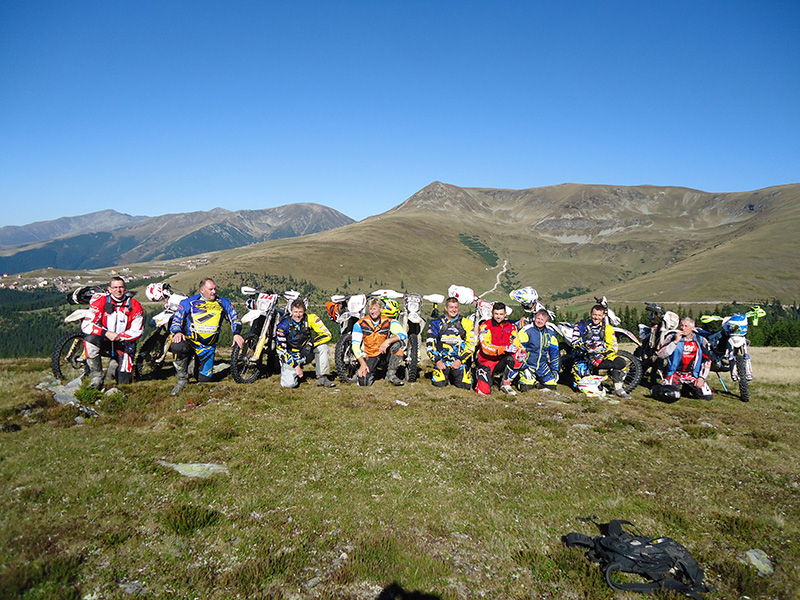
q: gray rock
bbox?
[744,548,773,575]
[158,461,229,478]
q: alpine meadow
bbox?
[1,181,800,599]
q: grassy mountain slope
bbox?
[162,182,799,305]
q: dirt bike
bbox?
[699,305,765,403]
[51,286,105,381]
[634,302,680,386]
[549,296,643,394]
[133,282,190,381]
[328,289,442,383]
[327,292,367,383]
[230,287,301,383]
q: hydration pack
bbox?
[563,518,715,599]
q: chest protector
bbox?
[437,318,467,351]
[285,318,311,352]
[359,316,392,357]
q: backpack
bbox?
[563,518,715,599]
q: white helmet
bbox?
[577,375,608,398]
[663,311,679,331]
[145,282,166,302]
[509,286,539,310]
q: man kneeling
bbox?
[352,298,407,386]
[276,299,336,388]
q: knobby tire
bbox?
[735,352,750,402]
[134,331,168,381]
[231,332,262,384]
[334,333,359,383]
[52,332,88,381]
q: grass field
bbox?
[1,347,798,599]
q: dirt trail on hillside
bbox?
[480,259,508,297]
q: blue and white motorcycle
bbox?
[699,306,765,403]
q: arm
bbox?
[308,314,332,346]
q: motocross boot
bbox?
[386,352,405,386]
[87,356,104,390]
[171,356,191,396]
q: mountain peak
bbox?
[389,181,491,214]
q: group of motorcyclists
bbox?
[76,276,716,402]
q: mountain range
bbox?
[0,204,354,273]
[4,181,798,306]
[159,181,800,306]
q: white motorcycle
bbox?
[699,305,765,403]
[133,283,189,381]
[51,285,105,381]
[230,287,301,383]
[329,289,443,383]
[546,296,643,394]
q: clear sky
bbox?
[1,1,798,226]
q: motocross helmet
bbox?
[509,286,539,310]
[381,298,400,319]
[577,375,607,398]
[723,314,748,336]
[663,311,679,331]
[68,285,103,305]
[145,282,166,302]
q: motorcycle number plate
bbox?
[257,293,278,312]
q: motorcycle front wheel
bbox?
[405,329,420,382]
[735,352,750,403]
[617,349,643,393]
[134,331,168,381]
[230,332,262,384]
[52,332,88,381]
[334,333,359,383]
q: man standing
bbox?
[276,298,336,388]
[169,278,244,395]
[475,302,520,396]
[351,298,407,386]
[81,276,144,388]
[656,317,714,400]
[510,308,560,391]
[425,296,475,389]
[572,304,630,399]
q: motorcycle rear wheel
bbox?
[334,333,359,383]
[52,332,88,381]
[735,353,750,403]
[230,332,262,384]
[134,331,168,381]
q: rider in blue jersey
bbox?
[169,278,244,395]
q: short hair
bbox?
[199,278,215,290]
[492,301,507,313]
[590,304,606,314]
[367,298,383,310]
[535,308,550,319]
[445,296,459,306]
[109,276,126,287]
[681,317,695,327]
[290,298,306,312]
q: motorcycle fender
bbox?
[242,309,265,325]
[65,309,91,323]
[152,311,171,328]
[613,327,642,346]
[730,336,747,349]
[407,312,423,324]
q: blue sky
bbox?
[1,1,798,226]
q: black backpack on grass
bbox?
[562,518,715,599]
